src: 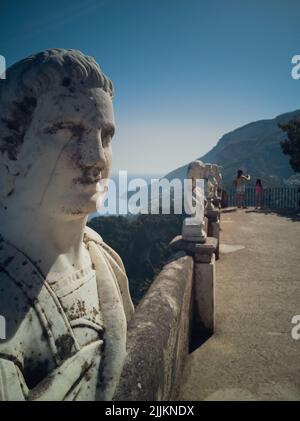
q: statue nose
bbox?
[79,135,107,170]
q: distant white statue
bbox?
[0,49,134,401]
[203,163,214,209]
[211,164,222,188]
[204,163,223,208]
[182,160,206,242]
[209,164,223,199]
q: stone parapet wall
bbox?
[114,252,194,401]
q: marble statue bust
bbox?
[211,164,222,186]
[205,163,222,201]
[182,160,206,242]
[0,49,134,400]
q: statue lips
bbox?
[74,168,102,184]
[73,172,103,195]
[88,175,101,184]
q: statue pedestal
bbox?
[213,196,222,208]
[206,208,220,221]
[182,218,206,243]
[206,209,220,260]
[169,236,217,334]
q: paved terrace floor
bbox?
[178,208,300,401]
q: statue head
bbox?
[187,160,206,181]
[211,164,222,180]
[204,163,213,179]
[0,49,115,219]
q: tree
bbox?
[88,213,183,304]
[279,118,300,173]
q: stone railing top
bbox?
[169,235,217,263]
[114,252,194,401]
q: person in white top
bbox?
[234,169,251,208]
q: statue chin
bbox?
[74,190,106,213]
[58,191,106,219]
[49,194,102,219]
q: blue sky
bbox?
[1,0,300,174]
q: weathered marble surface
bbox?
[0,49,134,400]
[182,160,207,242]
[205,163,222,201]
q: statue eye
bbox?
[43,122,77,137]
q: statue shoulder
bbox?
[83,226,134,321]
[0,270,44,365]
[83,226,126,273]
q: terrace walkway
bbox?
[178,208,300,401]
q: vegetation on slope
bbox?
[88,214,184,305]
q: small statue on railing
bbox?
[204,163,216,210]
[210,164,223,208]
[182,160,207,243]
[202,163,223,209]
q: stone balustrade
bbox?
[114,252,194,400]
[114,234,218,401]
[114,162,222,401]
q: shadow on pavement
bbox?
[245,208,300,222]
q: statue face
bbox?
[204,164,212,179]
[187,161,206,180]
[10,86,115,219]
[211,165,222,179]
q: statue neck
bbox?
[0,204,90,278]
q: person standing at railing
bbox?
[255,179,264,209]
[233,169,251,208]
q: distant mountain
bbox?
[164,109,300,189]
